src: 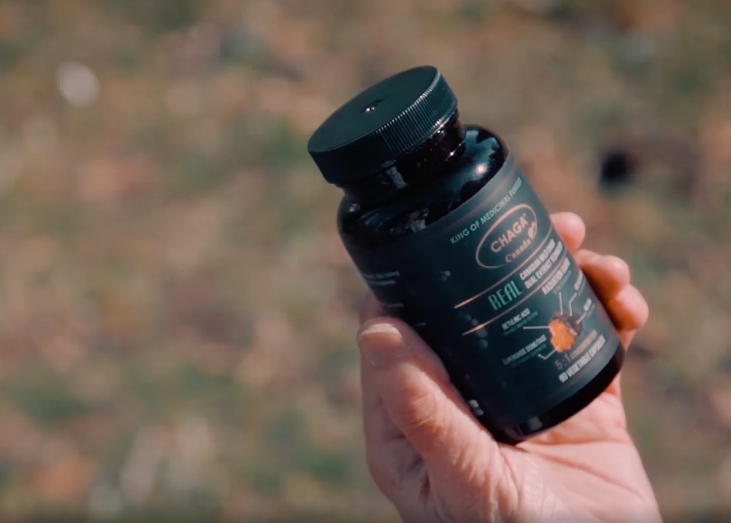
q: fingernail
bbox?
[357,323,411,368]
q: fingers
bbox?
[551,212,586,253]
[576,251,631,301]
[576,249,648,349]
[605,285,649,332]
[359,350,425,504]
[605,286,649,350]
[358,317,501,487]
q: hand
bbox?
[357,212,662,523]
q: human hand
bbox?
[357,212,662,523]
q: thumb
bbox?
[358,317,503,482]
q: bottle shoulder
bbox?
[337,125,506,249]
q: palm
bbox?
[370,377,658,523]
[358,213,662,523]
[514,388,658,523]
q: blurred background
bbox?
[0,0,730,521]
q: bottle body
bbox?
[339,125,624,444]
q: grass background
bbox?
[1,0,731,520]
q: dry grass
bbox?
[0,0,730,520]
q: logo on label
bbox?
[476,204,538,269]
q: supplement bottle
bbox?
[307,66,624,444]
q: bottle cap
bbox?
[307,65,458,186]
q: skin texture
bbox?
[357,212,663,523]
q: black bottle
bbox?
[307,66,624,445]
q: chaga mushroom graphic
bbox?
[548,313,583,353]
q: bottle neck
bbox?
[341,112,466,204]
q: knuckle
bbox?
[400,387,435,428]
[608,255,630,276]
[398,388,451,452]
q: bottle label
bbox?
[345,155,621,428]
